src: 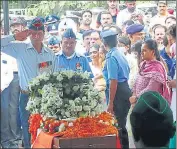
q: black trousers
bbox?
[113,82,132,149]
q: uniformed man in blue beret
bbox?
[126,23,145,46]
[47,36,61,54]
[45,15,60,25]
[44,15,60,43]
[1,16,56,148]
[47,23,59,36]
[54,28,93,78]
[101,29,131,149]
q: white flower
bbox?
[83,106,90,111]
[56,74,63,81]
[82,96,87,102]
[68,122,73,127]
[27,69,104,119]
[65,112,71,117]
[59,123,65,132]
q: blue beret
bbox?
[45,15,60,24]
[62,28,76,39]
[100,29,118,39]
[28,17,45,31]
[48,36,61,45]
[47,22,59,33]
[126,24,144,35]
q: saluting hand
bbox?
[14,29,32,41]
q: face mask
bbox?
[128,7,136,13]
[119,47,127,54]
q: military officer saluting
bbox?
[55,28,93,77]
[101,29,131,149]
[1,17,56,148]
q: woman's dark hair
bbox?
[144,39,161,61]
[118,36,131,52]
[99,44,107,55]
[131,40,143,65]
[166,24,176,39]
[134,40,143,56]
[163,36,169,47]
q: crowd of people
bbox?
[1,0,176,149]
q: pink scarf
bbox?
[139,60,172,104]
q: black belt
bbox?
[13,71,18,74]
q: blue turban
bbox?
[126,24,144,35]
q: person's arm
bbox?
[109,79,118,104]
[107,56,119,114]
[1,30,31,58]
[1,35,20,58]
[137,79,163,98]
[168,80,176,88]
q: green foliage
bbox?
[26,1,107,17]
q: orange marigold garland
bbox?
[50,112,118,138]
[29,112,118,143]
[28,114,43,144]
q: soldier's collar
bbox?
[26,42,49,53]
[106,47,117,58]
[58,50,81,58]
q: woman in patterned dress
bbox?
[129,39,171,107]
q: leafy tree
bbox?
[26,1,107,17]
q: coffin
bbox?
[53,135,120,148]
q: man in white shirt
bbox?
[116,0,143,29]
[1,52,16,148]
[149,1,172,30]
[8,17,27,146]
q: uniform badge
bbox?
[52,25,56,30]
[48,16,53,21]
[76,62,82,71]
[38,61,52,74]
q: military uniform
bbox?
[1,17,56,148]
[55,28,93,78]
[44,15,60,44]
[47,36,61,55]
[101,29,131,149]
